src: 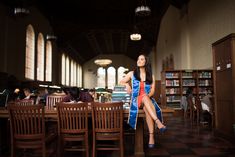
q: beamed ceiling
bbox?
[2,0,190,64]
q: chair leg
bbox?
[197,111,200,125]
[11,145,14,157]
[57,138,60,157]
[86,134,89,157]
[92,137,96,157]
[120,138,124,157]
[58,137,64,157]
[43,145,46,157]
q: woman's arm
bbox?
[119,71,133,94]
[148,75,155,97]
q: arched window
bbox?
[97,67,105,88]
[37,33,45,81]
[66,56,70,86]
[107,67,116,89]
[61,54,66,85]
[25,25,35,80]
[70,60,74,86]
[79,65,82,87]
[61,53,81,87]
[77,65,80,87]
[77,64,82,87]
[45,41,52,81]
[73,62,77,86]
[118,66,126,83]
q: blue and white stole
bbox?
[128,75,163,129]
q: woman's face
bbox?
[137,55,146,67]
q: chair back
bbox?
[187,96,195,123]
[195,97,202,124]
[57,102,89,134]
[15,99,34,105]
[46,95,65,109]
[92,102,123,133]
[8,104,45,149]
[91,102,124,157]
[56,102,89,157]
[195,97,202,112]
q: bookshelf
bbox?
[197,70,213,99]
[161,70,213,109]
[163,71,181,108]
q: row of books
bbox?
[166,80,180,86]
[182,80,195,86]
[166,95,181,103]
[165,73,179,78]
[111,86,131,107]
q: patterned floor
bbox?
[142,117,235,157]
[88,116,235,157]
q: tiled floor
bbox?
[87,116,235,157]
[142,117,235,157]
[1,116,235,157]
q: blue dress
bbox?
[128,75,163,129]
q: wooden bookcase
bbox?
[161,70,213,109]
[212,33,235,139]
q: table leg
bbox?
[135,117,145,157]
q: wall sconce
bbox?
[14,7,30,15]
[46,35,57,40]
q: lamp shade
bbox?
[94,59,112,67]
[130,26,141,41]
[135,0,151,16]
[46,35,57,40]
[135,5,151,16]
[130,33,141,41]
[14,7,30,15]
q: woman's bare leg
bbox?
[142,96,165,129]
[143,107,155,145]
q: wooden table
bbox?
[0,107,174,157]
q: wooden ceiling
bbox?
[2,0,189,64]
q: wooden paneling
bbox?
[212,33,235,138]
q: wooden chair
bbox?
[7,103,57,157]
[46,95,65,109]
[91,102,124,157]
[187,96,196,124]
[56,102,89,157]
[195,97,203,125]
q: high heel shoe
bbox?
[159,126,167,133]
[155,119,167,133]
[148,144,155,148]
[148,133,155,148]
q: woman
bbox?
[119,54,166,148]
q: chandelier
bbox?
[135,0,151,16]
[130,26,141,41]
[14,7,30,15]
[94,59,112,67]
[130,33,141,41]
[46,34,57,40]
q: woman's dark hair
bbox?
[134,54,153,84]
